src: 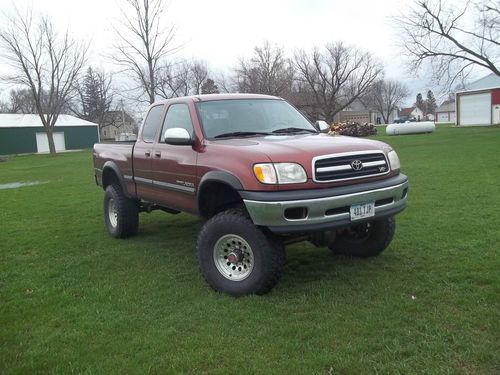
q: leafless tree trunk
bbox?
[396,0,500,88]
[294,42,382,123]
[0,8,87,155]
[235,41,294,98]
[113,0,179,104]
[363,80,409,124]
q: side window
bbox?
[142,105,164,143]
[160,104,194,141]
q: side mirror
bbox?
[315,120,330,133]
[164,128,194,145]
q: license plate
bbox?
[350,202,375,221]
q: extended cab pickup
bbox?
[93,94,408,296]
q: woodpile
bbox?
[328,121,377,137]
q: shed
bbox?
[456,73,500,126]
[435,100,456,124]
[0,114,99,155]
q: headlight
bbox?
[387,150,401,170]
[275,163,307,184]
[253,163,307,184]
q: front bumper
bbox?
[241,174,408,234]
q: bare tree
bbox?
[157,60,191,98]
[2,88,37,113]
[235,41,294,98]
[2,88,73,114]
[190,60,209,95]
[294,42,383,123]
[157,59,211,98]
[71,67,114,132]
[0,91,9,113]
[113,0,179,104]
[0,8,87,155]
[396,0,500,88]
[364,79,409,124]
[215,72,233,94]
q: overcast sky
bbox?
[0,0,477,107]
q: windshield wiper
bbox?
[272,127,318,134]
[214,131,271,139]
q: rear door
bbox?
[150,102,198,213]
[133,104,165,203]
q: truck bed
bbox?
[93,142,136,197]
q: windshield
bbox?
[196,99,317,138]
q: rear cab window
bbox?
[142,105,164,143]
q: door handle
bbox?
[145,150,151,157]
[154,151,161,158]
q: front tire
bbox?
[197,208,285,296]
[329,217,395,258]
[103,184,139,238]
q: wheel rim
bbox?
[213,234,254,281]
[344,222,372,242]
[108,198,118,228]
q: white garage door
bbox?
[459,93,491,125]
[437,112,449,122]
[36,132,66,153]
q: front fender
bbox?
[198,170,244,191]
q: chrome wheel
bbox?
[213,234,254,281]
[108,198,118,228]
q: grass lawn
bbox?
[1,126,499,374]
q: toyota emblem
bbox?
[351,160,363,171]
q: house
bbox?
[435,100,456,124]
[100,110,137,140]
[456,73,500,126]
[398,106,424,121]
[0,114,99,155]
[334,100,398,124]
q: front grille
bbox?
[313,151,389,182]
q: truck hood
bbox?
[210,133,390,163]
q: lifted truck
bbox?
[93,94,408,296]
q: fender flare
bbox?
[197,171,245,217]
[198,171,244,192]
[102,161,128,196]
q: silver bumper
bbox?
[243,180,408,233]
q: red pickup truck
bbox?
[93,94,408,296]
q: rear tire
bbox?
[329,217,395,258]
[103,184,139,238]
[197,208,285,296]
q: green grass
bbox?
[1,126,499,374]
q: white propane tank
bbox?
[386,121,435,135]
